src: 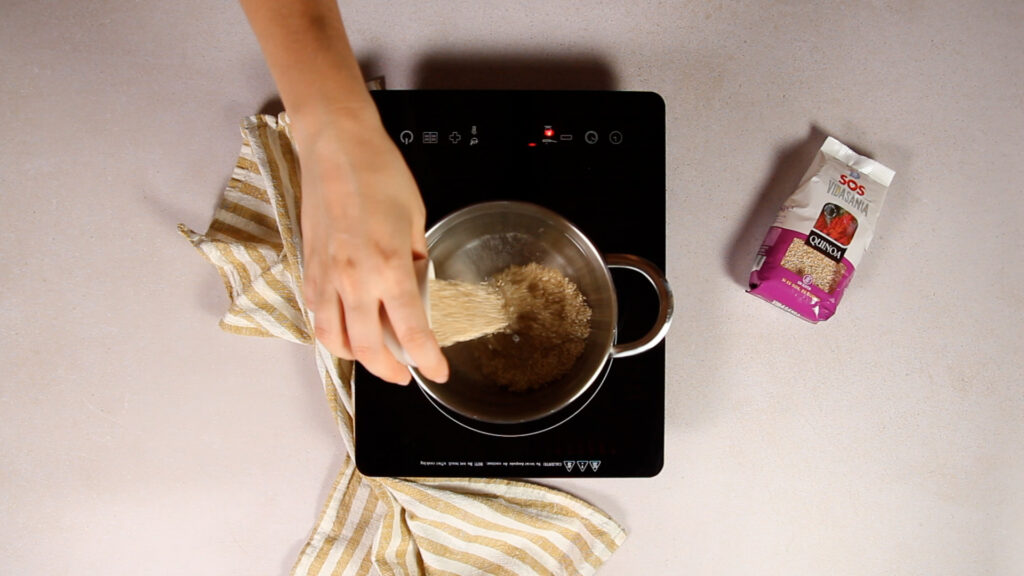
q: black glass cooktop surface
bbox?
[355,90,665,478]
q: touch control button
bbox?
[584,130,599,144]
[609,130,623,145]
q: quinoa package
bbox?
[748,136,895,322]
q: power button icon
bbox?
[609,130,623,145]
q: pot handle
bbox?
[606,254,674,358]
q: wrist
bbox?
[288,98,381,154]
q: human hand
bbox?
[291,105,449,385]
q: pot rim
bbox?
[415,200,619,425]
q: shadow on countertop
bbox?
[723,126,830,288]
[412,53,617,90]
[255,53,616,113]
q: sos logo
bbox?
[838,171,866,196]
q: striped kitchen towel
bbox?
[178,113,626,576]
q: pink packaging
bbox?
[748,136,896,322]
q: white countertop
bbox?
[2,1,1022,574]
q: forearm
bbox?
[239,0,377,139]
[239,0,446,383]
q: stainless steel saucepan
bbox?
[413,201,673,425]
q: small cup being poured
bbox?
[413,201,673,425]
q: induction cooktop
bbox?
[355,90,666,478]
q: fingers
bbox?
[307,277,415,385]
[320,253,446,385]
[341,282,412,385]
[302,225,412,383]
[304,258,353,360]
[383,268,449,384]
[312,289,353,360]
